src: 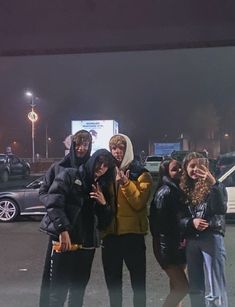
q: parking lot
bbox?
[0,176,235,306]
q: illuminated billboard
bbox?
[154,143,180,156]
[72,120,119,154]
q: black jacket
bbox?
[179,181,227,237]
[149,176,183,247]
[39,138,92,205]
[42,149,115,248]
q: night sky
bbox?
[1,46,235,157]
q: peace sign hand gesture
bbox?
[115,166,130,186]
[90,183,106,205]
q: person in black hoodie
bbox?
[40,148,116,307]
[149,157,188,307]
[179,152,228,307]
[39,130,92,307]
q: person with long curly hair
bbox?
[179,152,228,307]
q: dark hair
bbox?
[72,130,92,145]
[156,157,179,189]
[95,154,115,169]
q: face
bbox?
[94,162,109,179]
[168,160,182,180]
[75,142,90,158]
[110,145,125,163]
[186,158,200,180]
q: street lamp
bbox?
[45,125,52,159]
[25,91,38,163]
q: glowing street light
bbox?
[25,91,38,163]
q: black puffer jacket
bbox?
[39,136,92,205]
[179,181,227,237]
[43,149,115,248]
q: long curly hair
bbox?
[180,152,212,205]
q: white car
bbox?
[144,155,163,175]
[218,165,235,214]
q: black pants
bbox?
[102,234,146,307]
[39,237,53,307]
[40,239,95,307]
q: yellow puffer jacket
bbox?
[104,171,153,236]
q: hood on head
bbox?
[69,130,92,168]
[110,133,134,171]
[84,148,115,183]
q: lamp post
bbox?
[26,91,38,163]
[45,124,51,159]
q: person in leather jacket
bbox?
[40,148,116,307]
[39,130,92,307]
[149,157,189,307]
[179,152,228,307]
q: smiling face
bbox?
[186,158,200,180]
[168,160,182,181]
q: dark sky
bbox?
[0,46,235,157]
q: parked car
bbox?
[218,165,235,215]
[215,153,235,177]
[0,177,45,222]
[0,154,30,183]
[144,155,163,175]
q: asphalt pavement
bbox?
[0,176,235,307]
[0,218,235,307]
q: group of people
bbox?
[150,153,228,307]
[38,129,228,307]
[39,130,153,307]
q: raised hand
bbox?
[90,182,106,205]
[115,166,130,185]
[196,164,216,185]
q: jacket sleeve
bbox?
[45,170,72,234]
[178,204,194,234]
[210,181,227,214]
[120,171,153,211]
[95,204,114,230]
[95,182,115,230]
[149,187,171,236]
[39,163,57,205]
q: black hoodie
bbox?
[39,137,92,205]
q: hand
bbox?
[196,165,216,185]
[90,183,106,205]
[59,231,72,252]
[193,218,209,231]
[115,166,130,185]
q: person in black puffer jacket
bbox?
[39,130,92,307]
[179,152,228,307]
[149,157,188,307]
[40,148,116,307]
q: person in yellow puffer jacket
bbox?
[102,133,153,307]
